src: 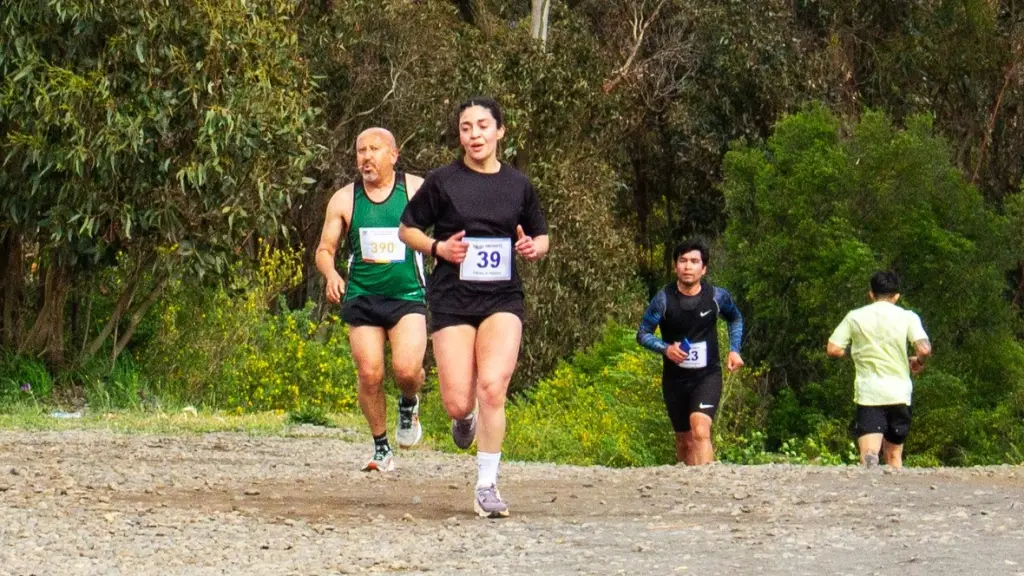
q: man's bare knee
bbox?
[393,364,424,388]
[357,366,385,391]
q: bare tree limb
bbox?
[399,130,417,152]
[331,59,403,152]
[602,0,669,94]
[973,59,1020,184]
[81,267,141,361]
[112,276,169,365]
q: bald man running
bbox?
[316,128,427,472]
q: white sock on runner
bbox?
[476,451,501,488]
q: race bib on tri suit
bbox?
[459,237,512,282]
[677,341,708,369]
[359,227,406,263]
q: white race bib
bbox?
[459,237,512,282]
[677,341,708,369]
[359,227,406,263]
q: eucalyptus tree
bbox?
[1,0,323,366]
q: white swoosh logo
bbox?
[698,403,715,409]
[700,310,712,317]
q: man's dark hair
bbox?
[672,237,709,267]
[456,96,504,128]
[870,271,900,296]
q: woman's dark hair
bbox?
[870,271,900,296]
[456,96,504,128]
[672,237,710,267]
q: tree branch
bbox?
[331,59,403,152]
[973,61,1019,185]
[602,0,669,94]
[81,268,141,361]
[112,276,169,364]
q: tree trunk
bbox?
[531,0,551,44]
[0,231,26,349]
[81,270,141,361]
[111,276,169,365]
[18,253,71,367]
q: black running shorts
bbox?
[428,297,524,334]
[341,295,426,330]
[853,404,912,445]
[661,371,723,433]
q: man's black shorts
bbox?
[341,295,426,330]
[853,404,912,445]
[661,371,722,433]
[427,299,524,334]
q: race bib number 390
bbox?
[459,237,512,282]
[677,341,708,369]
[359,227,406,263]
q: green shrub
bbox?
[142,244,359,413]
[495,318,872,467]
[220,301,357,413]
[501,323,672,467]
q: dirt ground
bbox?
[2,429,1023,575]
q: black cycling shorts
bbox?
[853,404,912,445]
[341,295,426,330]
[661,371,723,433]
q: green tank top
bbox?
[343,172,425,302]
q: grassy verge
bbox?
[0,403,369,438]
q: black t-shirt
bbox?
[400,159,548,314]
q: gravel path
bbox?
[1,430,1023,575]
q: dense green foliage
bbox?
[721,107,1024,465]
[2,1,1023,466]
[1,0,322,366]
[140,245,358,413]
[416,322,857,467]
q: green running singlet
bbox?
[343,172,425,303]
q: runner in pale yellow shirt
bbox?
[827,271,931,469]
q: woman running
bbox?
[399,97,549,518]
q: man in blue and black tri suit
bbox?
[637,237,745,465]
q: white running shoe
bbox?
[396,395,423,448]
[361,447,395,472]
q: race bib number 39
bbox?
[459,237,512,282]
[677,341,708,369]
[359,227,406,263]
